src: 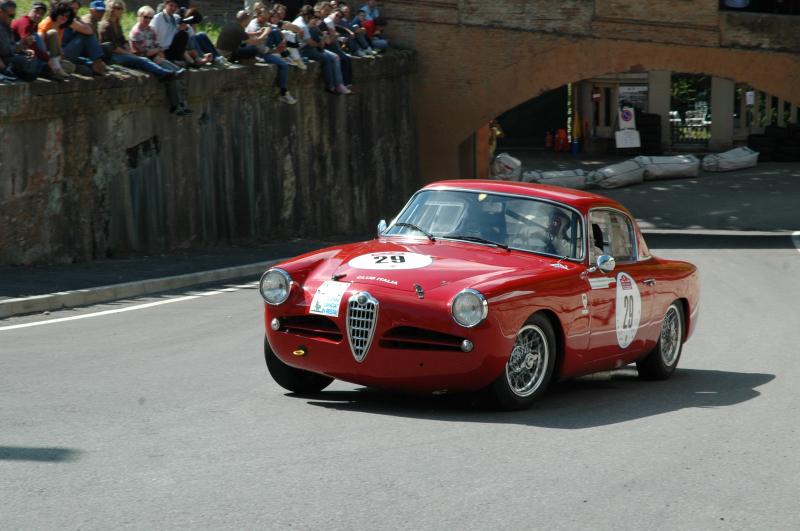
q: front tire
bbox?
[637,302,684,380]
[264,337,333,394]
[490,314,557,410]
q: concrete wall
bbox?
[0,52,419,265]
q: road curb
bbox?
[0,260,278,320]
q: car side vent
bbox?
[380,326,464,352]
[346,292,379,363]
[280,315,343,343]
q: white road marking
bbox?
[0,283,258,332]
[793,231,800,255]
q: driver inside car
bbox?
[544,208,572,256]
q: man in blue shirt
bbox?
[360,0,379,20]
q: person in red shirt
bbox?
[11,1,48,62]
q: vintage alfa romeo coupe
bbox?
[259,180,699,410]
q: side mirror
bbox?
[597,254,616,273]
[377,219,387,236]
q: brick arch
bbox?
[466,38,800,145]
[403,26,800,181]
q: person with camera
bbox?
[150,0,188,62]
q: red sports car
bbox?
[260,180,699,410]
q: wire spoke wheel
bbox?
[660,305,682,367]
[505,324,549,397]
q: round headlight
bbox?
[259,268,292,305]
[451,289,488,328]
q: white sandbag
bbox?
[491,152,522,180]
[701,147,759,172]
[521,170,542,183]
[587,159,645,189]
[635,155,700,180]
[536,169,588,190]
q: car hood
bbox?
[293,237,576,294]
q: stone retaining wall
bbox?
[0,51,418,265]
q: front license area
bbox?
[309,280,350,317]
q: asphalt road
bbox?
[2,234,799,530]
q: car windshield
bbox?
[384,189,585,260]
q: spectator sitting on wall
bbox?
[359,0,378,20]
[1,0,46,81]
[243,6,297,104]
[11,2,53,72]
[352,9,389,51]
[99,0,189,114]
[215,10,267,64]
[129,5,183,71]
[81,0,104,38]
[150,0,189,63]
[36,2,78,79]
[315,2,353,89]
[183,7,231,68]
[294,5,350,95]
[268,3,306,69]
[338,3,374,56]
[62,0,108,74]
[39,0,107,75]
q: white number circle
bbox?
[615,272,641,349]
[348,252,433,270]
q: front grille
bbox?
[346,292,379,363]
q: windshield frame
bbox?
[382,186,587,263]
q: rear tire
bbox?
[637,302,684,380]
[264,337,333,394]
[490,313,557,410]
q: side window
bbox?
[589,210,636,263]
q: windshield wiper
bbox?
[393,222,435,241]
[446,234,509,250]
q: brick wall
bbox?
[721,11,800,51]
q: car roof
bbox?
[423,179,625,213]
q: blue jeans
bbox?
[61,30,104,62]
[111,53,173,79]
[326,44,352,86]
[301,46,336,89]
[191,32,220,59]
[370,37,389,50]
[260,54,289,90]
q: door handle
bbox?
[643,278,656,286]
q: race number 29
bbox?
[615,272,641,348]
[374,255,406,264]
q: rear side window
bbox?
[588,210,636,263]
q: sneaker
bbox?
[279,92,297,105]
[288,48,307,70]
[336,84,352,95]
[213,56,232,68]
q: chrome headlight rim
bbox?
[450,288,488,328]
[259,268,292,306]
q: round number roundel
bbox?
[615,272,641,349]
[348,252,433,270]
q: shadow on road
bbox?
[645,233,795,250]
[302,368,774,428]
[0,446,82,462]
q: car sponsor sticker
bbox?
[309,280,350,317]
[615,272,641,348]
[348,252,433,270]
